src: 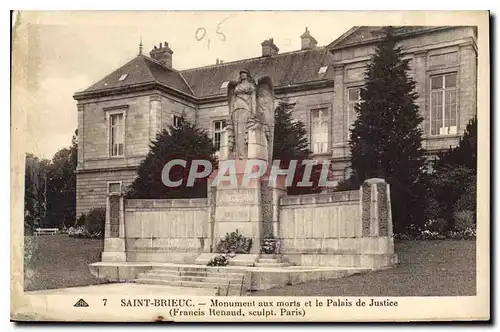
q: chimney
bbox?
[149,41,173,69]
[301,27,317,50]
[261,38,279,57]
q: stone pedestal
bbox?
[211,126,270,255]
[102,194,126,262]
[212,160,265,254]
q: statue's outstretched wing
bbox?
[257,76,275,161]
[227,80,237,114]
[256,76,274,133]
[226,80,238,154]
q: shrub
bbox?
[394,220,476,241]
[454,210,476,231]
[261,237,279,254]
[76,207,105,238]
[207,255,229,267]
[425,218,449,234]
[215,229,252,254]
[447,227,476,240]
[67,225,102,239]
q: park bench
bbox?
[34,228,59,236]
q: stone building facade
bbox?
[73,26,477,216]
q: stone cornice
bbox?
[74,80,335,105]
[75,165,138,174]
[329,27,455,51]
[73,81,199,104]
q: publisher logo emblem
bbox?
[74,299,89,307]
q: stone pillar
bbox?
[219,130,229,161]
[361,178,392,237]
[247,127,268,160]
[211,126,269,256]
[261,173,286,240]
[207,182,217,253]
[102,193,126,262]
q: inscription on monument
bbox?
[223,210,249,220]
[217,189,257,206]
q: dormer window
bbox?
[318,66,328,75]
[220,81,229,89]
[118,74,128,81]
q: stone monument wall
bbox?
[123,198,210,263]
[278,178,397,269]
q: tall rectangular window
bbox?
[347,87,362,131]
[173,115,182,129]
[310,108,329,154]
[213,120,226,151]
[110,113,124,156]
[430,73,458,136]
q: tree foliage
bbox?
[272,100,310,161]
[45,131,78,228]
[436,115,477,171]
[427,115,477,227]
[346,27,426,231]
[126,118,216,199]
[24,130,78,231]
[24,154,50,234]
[272,100,323,195]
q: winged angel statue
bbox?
[226,69,274,161]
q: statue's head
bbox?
[239,69,250,81]
[237,68,257,85]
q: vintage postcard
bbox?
[11,10,490,322]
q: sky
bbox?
[15,11,354,159]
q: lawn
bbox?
[24,236,476,296]
[250,240,476,296]
[24,235,103,291]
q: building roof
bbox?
[76,55,193,96]
[180,47,335,98]
[327,26,450,49]
[75,46,335,100]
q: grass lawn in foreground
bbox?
[25,235,103,291]
[250,240,476,296]
[24,235,475,296]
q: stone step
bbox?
[134,278,243,295]
[149,265,246,274]
[254,262,290,267]
[137,273,245,285]
[257,258,283,263]
[143,270,246,281]
[135,278,242,288]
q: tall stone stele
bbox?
[209,69,284,259]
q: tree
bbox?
[347,27,426,231]
[45,130,78,228]
[272,100,322,195]
[126,118,216,199]
[437,115,477,170]
[427,115,477,227]
[273,100,310,162]
[24,154,50,234]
